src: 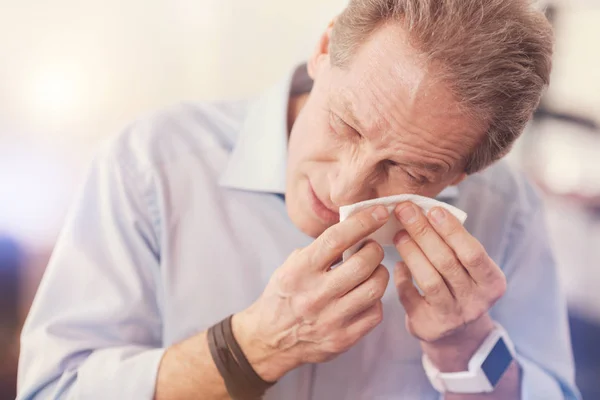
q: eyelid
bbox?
[329,112,343,130]
[330,112,343,125]
[387,161,428,184]
[331,112,361,137]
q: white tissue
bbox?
[339,194,467,261]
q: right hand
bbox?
[233,205,391,382]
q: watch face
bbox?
[481,337,513,387]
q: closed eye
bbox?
[385,160,428,184]
[330,112,361,138]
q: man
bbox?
[18,0,580,399]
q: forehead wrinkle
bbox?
[377,82,475,159]
[336,88,387,139]
[381,112,464,176]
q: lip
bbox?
[308,181,339,224]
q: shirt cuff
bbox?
[78,347,166,399]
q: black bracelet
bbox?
[207,315,276,399]
[208,319,247,398]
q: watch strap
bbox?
[422,323,516,394]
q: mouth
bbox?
[308,181,339,224]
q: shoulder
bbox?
[457,160,542,217]
[95,99,251,175]
[455,161,544,263]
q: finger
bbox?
[395,203,467,281]
[346,301,384,335]
[394,261,423,315]
[333,264,389,319]
[321,302,384,358]
[395,202,472,289]
[324,241,385,298]
[427,207,503,285]
[308,205,389,271]
[393,230,454,307]
[394,202,471,284]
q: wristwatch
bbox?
[422,323,516,394]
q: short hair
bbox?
[330,0,553,174]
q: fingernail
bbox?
[396,204,417,224]
[394,230,410,245]
[372,206,389,221]
[429,208,446,225]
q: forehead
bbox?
[328,23,483,147]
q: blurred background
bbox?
[0,1,599,399]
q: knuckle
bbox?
[411,221,430,238]
[370,302,384,325]
[497,274,507,295]
[321,231,342,252]
[355,213,372,232]
[349,254,370,277]
[366,268,389,300]
[324,275,344,294]
[436,254,462,275]
[350,244,383,274]
[274,268,298,292]
[489,273,507,301]
[377,264,391,282]
[365,241,385,262]
[326,333,351,353]
[420,279,445,297]
[444,220,462,237]
[375,267,390,290]
[289,247,311,267]
[366,286,378,301]
[463,247,488,268]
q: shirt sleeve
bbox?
[491,197,581,400]
[17,137,166,400]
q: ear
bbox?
[450,173,467,186]
[307,18,336,80]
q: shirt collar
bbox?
[219,65,304,194]
[219,64,459,201]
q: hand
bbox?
[233,205,391,381]
[392,202,507,371]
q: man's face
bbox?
[286,22,484,238]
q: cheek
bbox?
[289,109,337,167]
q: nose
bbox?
[329,158,378,207]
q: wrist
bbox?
[230,307,298,382]
[421,314,495,372]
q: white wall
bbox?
[0,0,348,244]
[548,6,600,118]
[0,0,347,142]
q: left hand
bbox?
[393,202,507,371]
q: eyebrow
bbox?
[408,161,447,174]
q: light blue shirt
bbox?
[18,65,580,400]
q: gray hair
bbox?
[331,0,554,174]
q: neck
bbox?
[287,92,310,135]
